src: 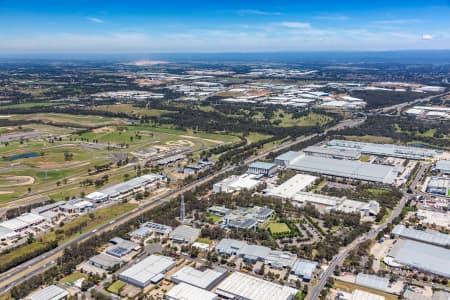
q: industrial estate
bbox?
[0,58,448,300]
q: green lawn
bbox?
[267,223,291,234]
[206,213,223,223]
[60,271,88,284]
[195,237,212,244]
[107,280,126,295]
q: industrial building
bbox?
[435,160,450,174]
[290,259,318,281]
[170,266,227,290]
[215,272,298,300]
[388,239,450,278]
[0,212,47,233]
[26,285,69,300]
[97,174,165,201]
[326,140,438,160]
[209,206,274,230]
[264,174,317,199]
[60,199,95,213]
[247,161,278,176]
[119,255,176,288]
[355,273,390,292]
[213,173,261,194]
[332,199,380,216]
[303,145,361,160]
[165,282,218,300]
[274,151,303,167]
[106,237,140,258]
[292,192,340,207]
[169,225,200,244]
[392,225,450,247]
[88,253,122,271]
[285,155,399,184]
[426,177,450,196]
[129,222,173,239]
[336,289,385,300]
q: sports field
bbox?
[267,222,291,234]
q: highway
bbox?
[0,116,365,295]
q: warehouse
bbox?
[170,266,227,290]
[215,239,247,256]
[129,222,172,239]
[0,218,30,232]
[264,174,317,199]
[435,160,450,174]
[169,225,200,244]
[392,224,450,247]
[332,199,380,216]
[119,255,176,288]
[275,151,304,167]
[16,213,46,226]
[88,253,122,271]
[85,191,108,203]
[26,285,69,300]
[213,173,261,194]
[216,272,298,300]
[327,140,438,160]
[99,174,165,201]
[265,250,298,269]
[355,273,390,292]
[303,145,361,160]
[291,259,318,282]
[287,156,398,184]
[336,289,385,300]
[106,237,140,257]
[0,226,18,240]
[247,161,278,176]
[292,192,340,207]
[60,198,95,213]
[388,239,450,278]
[166,282,218,300]
[426,177,450,196]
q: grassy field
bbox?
[344,135,395,144]
[252,110,333,127]
[60,271,88,284]
[205,213,223,223]
[334,279,398,300]
[0,102,62,109]
[195,237,212,244]
[10,113,126,128]
[267,223,291,234]
[92,104,172,117]
[107,280,126,295]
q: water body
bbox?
[6,152,40,161]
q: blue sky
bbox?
[0,0,449,53]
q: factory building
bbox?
[355,273,390,292]
[290,259,318,282]
[247,161,278,176]
[166,283,218,300]
[264,174,317,199]
[303,145,361,160]
[391,225,450,247]
[88,253,122,271]
[170,266,227,290]
[216,272,298,300]
[26,285,69,300]
[119,255,176,288]
[213,173,261,194]
[169,225,200,244]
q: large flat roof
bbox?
[303,145,361,159]
[166,283,218,300]
[390,239,450,278]
[265,174,317,199]
[355,273,389,292]
[216,272,298,300]
[392,225,450,247]
[119,255,175,286]
[27,285,68,300]
[170,266,227,290]
[288,156,396,184]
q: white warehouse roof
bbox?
[170,266,227,290]
[216,272,298,300]
[265,174,317,199]
[166,283,218,300]
[27,285,69,300]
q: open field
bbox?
[90,104,173,117]
[10,113,126,128]
[344,135,395,144]
[267,222,291,234]
[334,279,399,300]
[0,102,63,110]
[253,110,334,127]
[107,280,126,295]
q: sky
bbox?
[0,0,449,53]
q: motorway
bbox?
[0,116,366,295]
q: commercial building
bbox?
[211,206,274,230]
[336,289,385,300]
[99,174,165,201]
[170,266,227,290]
[388,239,450,278]
[264,174,317,199]
[426,177,450,196]
[216,272,298,300]
[169,225,200,244]
[60,199,95,213]
[290,259,318,281]
[85,191,108,203]
[292,192,340,207]
[119,255,176,288]
[247,161,278,176]
[332,199,380,216]
[392,225,450,247]
[355,273,390,292]
[286,155,398,184]
[166,282,218,300]
[327,140,438,160]
[106,237,140,258]
[0,212,47,233]
[88,253,122,271]
[26,285,69,300]
[303,146,361,160]
[213,173,261,194]
[129,222,173,239]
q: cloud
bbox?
[373,19,420,25]
[87,17,105,24]
[422,34,433,40]
[314,15,349,21]
[279,22,311,29]
[237,9,282,16]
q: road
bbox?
[373,91,449,115]
[0,116,365,295]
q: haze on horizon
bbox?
[0,0,449,54]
